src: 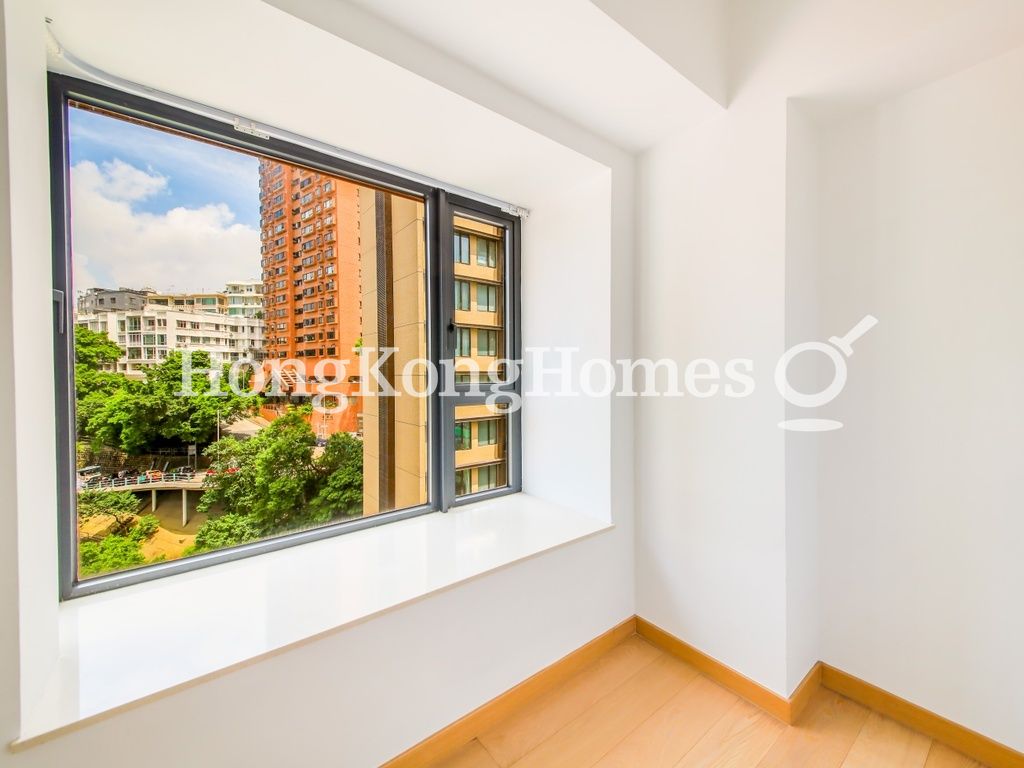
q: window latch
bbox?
[52,289,66,335]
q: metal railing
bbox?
[81,471,205,490]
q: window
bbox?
[478,419,498,446]
[49,75,520,598]
[455,469,471,497]
[479,329,498,356]
[477,464,500,491]
[455,280,471,311]
[455,327,471,357]
[477,283,496,312]
[477,236,499,267]
[455,422,472,451]
[454,232,470,265]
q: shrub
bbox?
[79,535,145,576]
[189,513,263,554]
[130,514,160,541]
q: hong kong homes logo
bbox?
[177,316,879,432]
[776,315,878,432]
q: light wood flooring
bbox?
[427,635,985,768]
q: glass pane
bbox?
[454,233,470,265]
[455,468,471,497]
[453,404,508,497]
[452,214,505,383]
[455,279,470,311]
[67,102,428,581]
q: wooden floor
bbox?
[427,635,985,768]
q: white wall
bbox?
[635,86,791,695]
[815,45,1024,751]
[783,101,822,693]
[0,1,636,765]
[635,0,1024,713]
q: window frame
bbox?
[48,74,522,599]
[455,279,471,311]
[476,282,497,313]
[439,193,523,511]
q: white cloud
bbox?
[70,160,261,295]
[98,158,167,202]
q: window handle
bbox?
[447,320,455,334]
[53,289,66,335]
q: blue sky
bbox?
[68,106,263,295]
[69,106,261,228]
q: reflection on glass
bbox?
[453,405,508,497]
[68,102,427,580]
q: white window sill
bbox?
[15,494,612,747]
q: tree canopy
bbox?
[74,332,259,454]
[75,326,122,368]
[196,411,363,542]
[77,503,161,577]
[77,489,141,535]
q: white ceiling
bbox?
[275,0,723,152]
[267,0,1024,150]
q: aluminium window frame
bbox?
[439,193,523,511]
[48,73,521,599]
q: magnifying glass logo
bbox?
[776,315,877,432]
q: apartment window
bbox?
[454,232,470,265]
[455,469,471,497]
[455,422,472,451]
[478,419,498,446]
[477,236,499,268]
[479,329,498,356]
[455,327,471,357]
[49,75,520,598]
[477,464,500,491]
[477,284,496,312]
[455,280,470,311]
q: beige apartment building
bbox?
[359,188,429,515]
[452,216,508,497]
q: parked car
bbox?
[169,465,195,477]
[144,469,163,481]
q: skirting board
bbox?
[821,664,1024,768]
[381,616,637,768]
[634,617,819,724]
[383,616,1024,768]
[638,618,1024,768]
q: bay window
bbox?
[49,74,522,597]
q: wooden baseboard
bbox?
[383,616,1024,768]
[635,617,820,724]
[381,616,637,768]
[821,664,1024,768]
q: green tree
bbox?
[187,513,263,554]
[82,351,260,454]
[75,326,122,369]
[311,432,363,517]
[79,535,146,576]
[130,514,160,541]
[77,489,141,535]
[75,327,130,437]
[199,410,319,531]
